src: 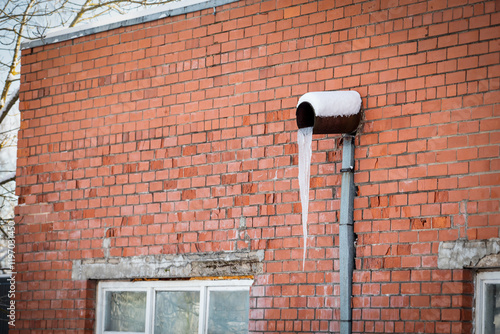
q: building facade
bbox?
[15,0,499,333]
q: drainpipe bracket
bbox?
[340,166,354,173]
[339,220,355,226]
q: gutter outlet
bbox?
[296,90,361,334]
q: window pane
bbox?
[207,290,249,334]
[104,291,147,332]
[485,284,500,334]
[154,291,200,334]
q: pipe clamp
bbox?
[340,166,354,173]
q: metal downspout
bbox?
[339,135,355,334]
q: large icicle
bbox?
[298,126,313,269]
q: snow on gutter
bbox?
[296,91,362,118]
[21,0,239,50]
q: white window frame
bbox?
[96,279,253,334]
[476,271,500,334]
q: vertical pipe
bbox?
[339,135,355,334]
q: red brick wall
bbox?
[16,0,499,333]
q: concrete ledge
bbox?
[21,0,239,50]
[438,238,500,269]
[72,250,264,280]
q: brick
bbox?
[15,0,499,332]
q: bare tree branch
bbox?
[69,0,177,26]
[0,0,34,113]
[0,88,18,128]
[0,172,15,186]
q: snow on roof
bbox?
[21,0,239,50]
[296,91,362,117]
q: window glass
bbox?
[104,291,147,332]
[206,290,250,334]
[154,291,200,334]
[484,283,500,334]
[97,280,252,334]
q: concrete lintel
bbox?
[438,238,500,269]
[21,0,239,50]
[72,250,264,280]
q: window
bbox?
[476,271,500,334]
[96,279,253,334]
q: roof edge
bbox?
[21,0,239,50]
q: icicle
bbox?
[297,126,313,270]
